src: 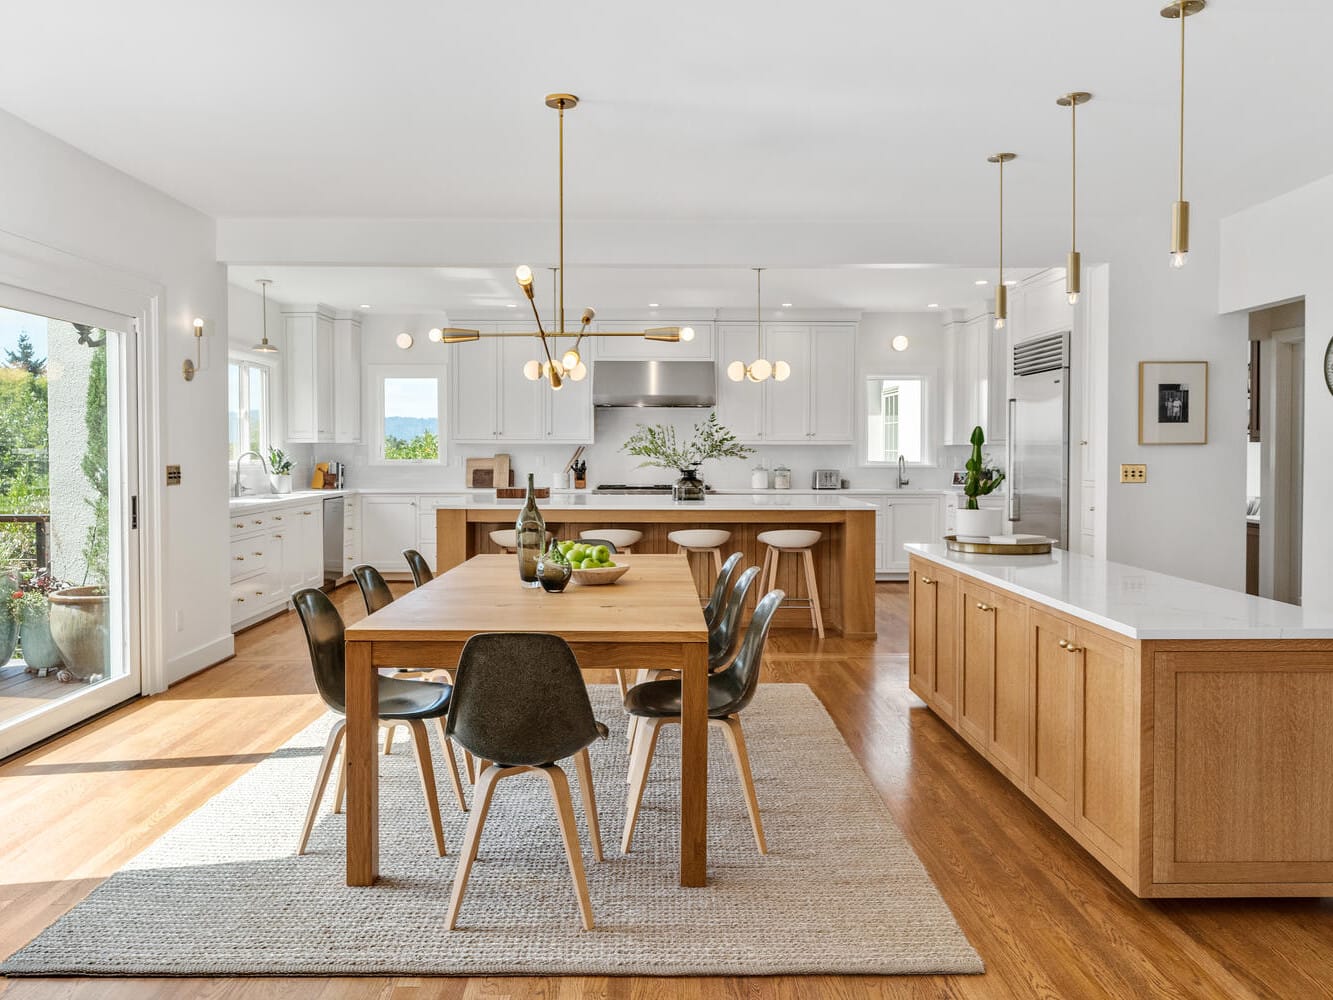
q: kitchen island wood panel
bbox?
[436,501,876,638]
[907,546,1333,898]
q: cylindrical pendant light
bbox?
[252,279,278,353]
[988,153,1016,330]
[1162,0,1205,269]
[1056,92,1092,305]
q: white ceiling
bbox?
[4,1,1332,300]
[225,264,1034,314]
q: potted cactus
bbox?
[956,425,1006,538]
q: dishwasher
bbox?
[322,496,344,588]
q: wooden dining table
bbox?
[343,553,712,887]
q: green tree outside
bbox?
[384,431,438,461]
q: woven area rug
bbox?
[2,684,982,977]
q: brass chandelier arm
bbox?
[447,328,684,340]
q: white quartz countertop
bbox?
[454,494,878,511]
[905,543,1333,640]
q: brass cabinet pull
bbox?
[235,597,245,603]
[253,551,263,557]
[302,511,313,516]
[976,602,993,612]
[233,522,245,530]
[1066,645,1083,654]
[1058,638,1069,648]
[234,555,244,561]
[921,576,935,585]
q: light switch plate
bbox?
[165,464,182,486]
[1120,463,1147,484]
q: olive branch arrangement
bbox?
[621,413,754,471]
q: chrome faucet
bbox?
[234,450,269,497]
[897,454,910,489]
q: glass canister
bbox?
[516,473,546,587]
[751,465,769,490]
[773,466,792,489]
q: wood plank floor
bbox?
[2,582,1331,999]
[0,663,73,727]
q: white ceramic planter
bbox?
[271,474,293,494]
[955,506,1003,538]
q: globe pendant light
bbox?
[726,268,791,383]
[252,279,278,353]
[1163,0,1206,269]
[1056,93,1091,305]
[987,153,1016,330]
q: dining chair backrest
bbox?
[703,552,743,626]
[352,564,395,615]
[574,538,618,553]
[709,565,760,668]
[292,588,348,714]
[446,632,601,767]
[402,549,434,588]
[711,589,784,717]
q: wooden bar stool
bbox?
[667,528,731,579]
[580,528,642,553]
[757,529,824,638]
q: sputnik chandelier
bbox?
[726,268,791,384]
[430,94,693,389]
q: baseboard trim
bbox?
[166,634,236,686]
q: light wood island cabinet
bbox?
[908,547,1333,898]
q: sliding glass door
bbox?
[0,291,140,758]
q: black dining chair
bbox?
[621,588,784,856]
[704,552,744,628]
[443,632,608,931]
[402,548,434,588]
[290,588,467,858]
[352,564,395,614]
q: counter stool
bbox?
[667,528,731,581]
[489,529,551,553]
[580,528,642,553]
[757,529,824,638]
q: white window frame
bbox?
[862,372,933,467]
[370,364,447,466]
[228,355,271,462]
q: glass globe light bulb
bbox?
[515,264,534,286]
[1171,252,1188,269]
[994,317,1006,330]
[523,359,542,381]
[891,335,910,352]
[395,332,414,350]
[1067,292,1080,306]
[773,360,792,382]
[727,361,746,382]
[749,358,773,382]
[428,327,443,343]
[569,361,588,381]
[680,326,695,342]
[561,349,580,370]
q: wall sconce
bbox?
[395,332,414,350]
[182,318,204,381]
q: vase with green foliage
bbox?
[622,413,753,501]
[9,569,67,676]
[956,425,1006,538]
[268,447,295,493]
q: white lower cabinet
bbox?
[360,495,420,570]
[870,494,945,576]
[230,500,324,630]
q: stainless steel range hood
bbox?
[593,360,716,408]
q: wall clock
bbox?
[1326,337,1333,395]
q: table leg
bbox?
[679,640,709,887]
[346,640,379,886]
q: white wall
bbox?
[0,108,230,685]
[316,310,960,492]
[1220,172,1333,612]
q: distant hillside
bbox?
[384,416,438,440]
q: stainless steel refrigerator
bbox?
[1006,332,1070,548]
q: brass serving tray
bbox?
[944,534,1053,556]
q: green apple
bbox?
[592,545,611,563]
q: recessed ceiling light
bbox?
[891,335,910,352]
[1003,280,1018,286]
[359,303,371,309]
[506,302,518,308]
[782,302,793,308]
[927,303,940,309]
[975,280,989,286]
[648,302,659,308]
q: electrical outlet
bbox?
[1120,463,1147,484]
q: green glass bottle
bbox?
[515,472,545,588]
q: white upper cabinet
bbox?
[593,321,715,361]
[717,322,855,444]
[284,307,360,444]
[943,313,1002,446]
[449,324,593,444]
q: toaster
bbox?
[812,469,842,490]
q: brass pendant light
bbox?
[252,279,278,354]
[1162,0,1206,269]
[1056,92,1092,305]
[437,94,693,389]
[988,153,1016,330]
[726,268,791,383]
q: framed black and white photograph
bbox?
[1139,361,1208,444]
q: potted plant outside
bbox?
[268,447,295,494]
[956,425,1006,538]
[9,569,67,677]
[622,413,753,501]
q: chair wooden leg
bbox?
[462,750,476,784]
[432,716,469,813]
[407,719,447,857]
[711,547,723,576]
[446,763,506,930]
[615,669,630,697]
[573,747,604,862]
[802,547,825,638]
[541,764,595,930]
[622,717,664,854]
[382,722,397,756]
[716,714,768,854]
[333,750,347,814]
[298,719,346,855]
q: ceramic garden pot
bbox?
[18,602,63,675]
[0,574,17,667]
[48,586,110,681]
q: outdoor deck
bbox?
[0,660,74,728]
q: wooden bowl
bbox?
[571,564,630,586]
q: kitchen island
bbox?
[906,542,1333,898]
[435,494,878,637]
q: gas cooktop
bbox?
[594,483,714,495]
